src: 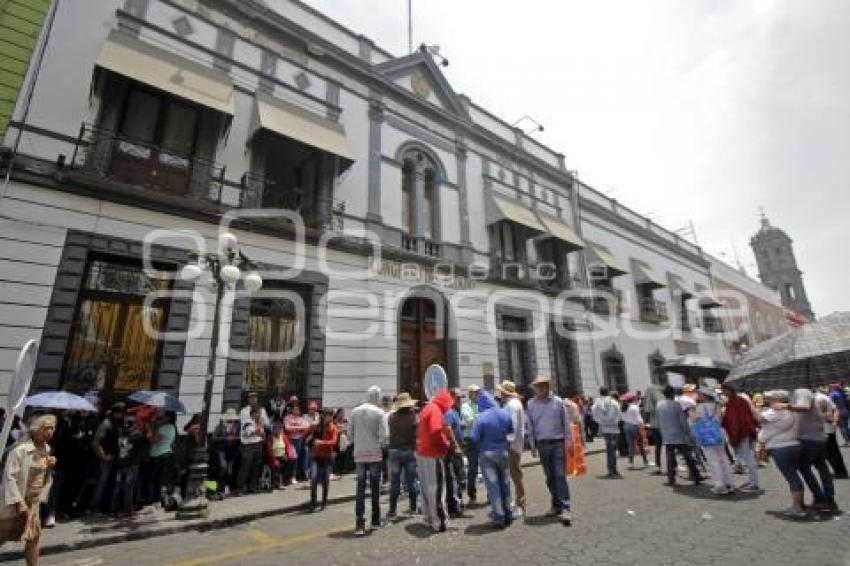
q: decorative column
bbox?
[412,164,426,254]
[366,93,384,230]
[456,139,472,261]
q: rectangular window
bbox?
[500,222,516,261]
[62,259,171,402]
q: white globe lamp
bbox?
[244,272,263,293]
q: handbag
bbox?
[691,416,724,447]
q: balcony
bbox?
[489,257,535,287]
[639,298,669,324]
[589,286,623,316]
[400,234,441,258]
[71,124,225,199]
[69,125,345,231]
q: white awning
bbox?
[486,193,546,233]
[586,242,629,277]
[95,31,234,115]
[253,93,354,167]
[632,260,667,289]
[537,213,585,250]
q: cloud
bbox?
[300,0,849,315]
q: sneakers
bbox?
[386,510,397,521]
[738,482,761,493]
[544,506,562,517]
[43,514,56,528]
[710,486,734,495]
[354,525,367,537]
[780,507,807,519]
[371,518,387,530]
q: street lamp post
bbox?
[177,233,262,519]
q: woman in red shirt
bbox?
[309,409,338,511]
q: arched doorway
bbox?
[398,294,451,401]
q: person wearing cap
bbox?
[592,386,623,478]
[415,388,455,533]
[656,386,702,487]
[237,393,269,495]
[527,375,573,521]
[387,393,419,519]
[212,409,240,496]
[791,389,838,512]
[720,382,760,492]
[472,390,514,528]
[350,385,389,536]
[758,390,805,517]
[460,384,481,504]
[498,380,526,514]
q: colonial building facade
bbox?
[0,0,769,424]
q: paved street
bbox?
[29,445,850,566]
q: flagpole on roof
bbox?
[408,0,413,54]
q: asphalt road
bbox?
[35,447,850,566]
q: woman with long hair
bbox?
[0,414,58,565]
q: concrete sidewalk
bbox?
[0,447,602,561]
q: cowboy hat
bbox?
[498,380,519,397]
[467,384,481,393]
[530,375,552,387]
[394,392,418,409]
[221,408,239,421]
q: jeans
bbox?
[444,450,465,514]
[388,448,418,514]
[733,437,760,488]
[537,440,570,511]
[798,439,834,502]
[237,443,263,493]
[214,448,235,492]
[111,464,139,515]
[603,433,619,475]
[665,444,701,484]
[839,414,850,444]
[147,453,173,504]
[825,432,849,478]
[89,459,114,513]
[647,427,663,468]
[624,424,648,465]
[310,459,331,508]
[355,461,382,527]
[464,440,479,500]
[479,450,512,524]
[769,445,803,492]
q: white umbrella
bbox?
[25,391,97,412]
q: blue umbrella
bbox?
[128,390,186,414]
[25,391,97,412]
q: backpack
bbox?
[691,415,724,447]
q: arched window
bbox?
[398,146,442,242]
[601,346,627,393]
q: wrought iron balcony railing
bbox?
[639,298,668,324]
[589,286,623,316]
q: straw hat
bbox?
[531,375,551,387]
[467,384,481,393]
[498,380,519,397]
[221,408,239,421]
[394,392,418,409]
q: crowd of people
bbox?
[0,377,847,561]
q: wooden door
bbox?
[399,297,447,401]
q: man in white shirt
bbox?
[498,380,526,514]
[349,385,389,536]
[236,392,269,494]
[592,387,622,479]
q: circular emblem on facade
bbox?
[411,70,432,98]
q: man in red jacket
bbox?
[416,388,454,532]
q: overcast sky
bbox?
[301,0,849,316]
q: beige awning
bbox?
[632,259,667,289]
[537,213,585,250]
[669,274,696,298]
[586,242,629,277]
[95,31,234,115]
[253,93,354,168]
[486,193,546,233]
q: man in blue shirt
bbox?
[527,375,573,522]
[471,390,514,527]
[443,388,465,516]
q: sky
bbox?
[299,0,850,316]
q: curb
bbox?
[0,452,603,561]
